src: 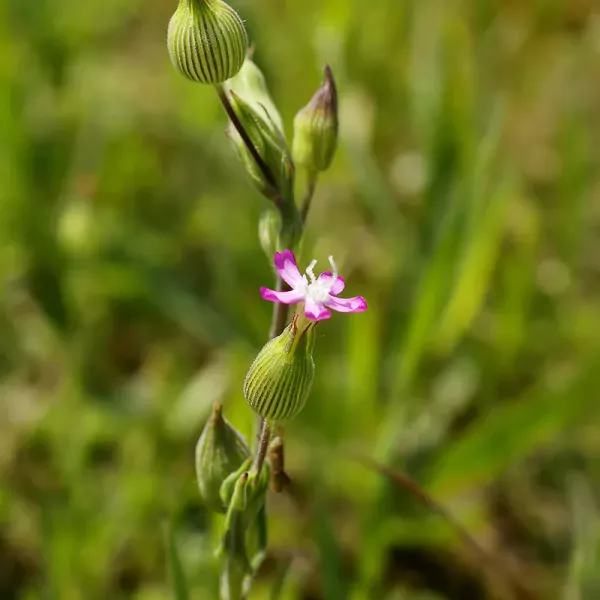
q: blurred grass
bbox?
[1,0,600,598]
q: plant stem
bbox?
[252,277,291,475]
[252,276,290,460]
[300,173,318,224]
[252,174,318,477]
[215,84,279,199]
[251,418,271,475]
[269,277,290,338]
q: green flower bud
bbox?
[167,0,248,84]
[219,471,252,600]
[292,65,339,174]
[227,90,292,198]
[195,403,250,513]
[226,56,284,135]
[216,462,270,599]
[258,208,282,259]
[243,314,316,421]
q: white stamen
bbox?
[305,259,317,283]
[328,255,339,280]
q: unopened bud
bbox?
[258,208,281,259]
[167,0,248,84]
[292,65,339,173]
[227,91,292,198]
[243,314,316,421]
[195,403,250,513]
[226,56,284,134]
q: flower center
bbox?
[303,256,339,303]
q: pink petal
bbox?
[324,295,367,313]
[260,287,305,305]
[317,271,345,295]
[273,250,304,288]
[304,297,331,321]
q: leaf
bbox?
[164,521,190,600]
[427,359,600,494]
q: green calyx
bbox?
[226,56,284,134]
[292,65,339,174]
[243,314,316,421]
[167,0,248,84]
[227,89,293,201]
[195,402,250,513]
[217,460,270,600]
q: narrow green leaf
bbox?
[164,521,190,600]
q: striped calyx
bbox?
[167,0,248,84]
[243,314,316,421]
[195,402,250,513]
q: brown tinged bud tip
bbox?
[195,402,251,513]
[292,65,339,174]
[320,65,338,119]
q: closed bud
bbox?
[258,208,281,259]
[227,91,292,198]
[167,0,248,84]
[195,403,250,513]
[292,65,339,174]
[226,56,284,135]
[243,314,316,421]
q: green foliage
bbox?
[1,0,599,598]
[165,522,191,600]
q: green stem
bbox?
[300,173,318,224]
[252,173,318,475]
[253,276,290,461]
[251,419,271,476]
[269,277,291,338]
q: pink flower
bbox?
[260,250,367,321]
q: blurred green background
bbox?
[2,0,600,598]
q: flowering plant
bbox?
[166,1,366,597]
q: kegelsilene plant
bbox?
[167,1,366,597]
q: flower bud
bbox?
[292,65,339,174]
[227,91,292,198]
[195,403,250,513]
[226,56,284,135]
[167,0,248,84]
[258,208,281,259]
[243,314,316,421]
